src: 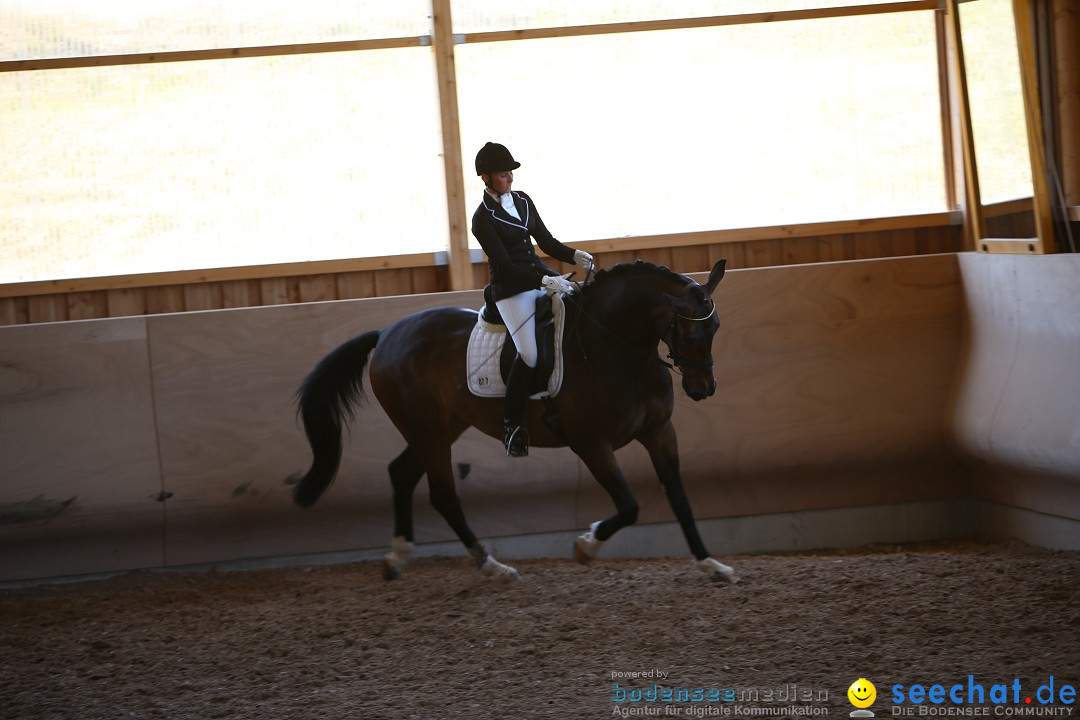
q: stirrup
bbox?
[503,423,529,457]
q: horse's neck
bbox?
[584,275,679,350]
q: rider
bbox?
[470,141,594,458]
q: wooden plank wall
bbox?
[579,254,972,533]
[0,254,973,581]
[948,253,1080,523]
[144,289,579,568]
[0,318,165,580]
[0,221,964,327]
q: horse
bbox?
[292,258,736,583]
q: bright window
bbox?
[457,12,946,245]
[1,3,970,283]
[0,0,430,60]
[0,50,445,283]
[959,0,1033,204]
[451,0,912,34]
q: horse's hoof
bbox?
[382,558,403,581]
[573,521,603,564]
[481,556,520,581]
[382,537,413,581]
[696,557,738,584]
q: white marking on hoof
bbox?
[382,536,413,581]
[480,556,520,581]
[574,521,604,564]
[696,557,738,583]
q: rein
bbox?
[567,276,715,375]
[563,283,663,369]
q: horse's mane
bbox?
[579,260,715,312]
[582,260,693,297]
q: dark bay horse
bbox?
[293,259,736,582]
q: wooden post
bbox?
[943,0,985,250]
[1053,0,1080,212]
[936,10,959,212]
[431,0,474,290]
[1009,0,1055,253]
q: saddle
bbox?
[466,287,566,399]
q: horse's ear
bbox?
[704,259,726,295]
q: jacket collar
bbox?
[483,190,529,230]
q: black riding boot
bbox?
[503,357,533,457]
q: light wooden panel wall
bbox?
[148,289,580,568]
[0,318,164,580]
[0,254,984,581]
[948,253,1080,521]
[0,221,964,327]
[576,254,972,534]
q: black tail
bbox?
[293,330,381,508]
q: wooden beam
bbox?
[983,196,1034,218]
[0,37,425,73]
[944,0,985,250]
[1012,0,1055,253]
[431,0,474,292]
[936,10,960,211]
[463,1,938,44]
[0,253,444,299]
[1052,0,1080,207]
[977,238,1042,254]
[540,212,958,256]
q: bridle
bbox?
[568,274,717,376]
[663,303,717,374]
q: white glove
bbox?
[541,273,575,296]
[573,249,595,272]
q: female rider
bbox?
[470,142,594,457]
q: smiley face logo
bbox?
[848,678,877,709]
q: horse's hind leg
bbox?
[420,438,519,581]
[386,419,518,581]
[382,446,426,580]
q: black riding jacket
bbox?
[471,190,576,301]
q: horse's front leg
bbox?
[573,445,640,563]
[640,421,737,583]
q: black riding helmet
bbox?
[475,142,521,177]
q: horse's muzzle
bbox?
[684,376,717,402]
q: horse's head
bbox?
[657,259,726,401]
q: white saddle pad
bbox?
[466,294,566,398]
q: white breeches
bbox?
[495,288,546,368]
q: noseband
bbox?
[664,304,716,373]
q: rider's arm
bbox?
[519,192,576,266]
